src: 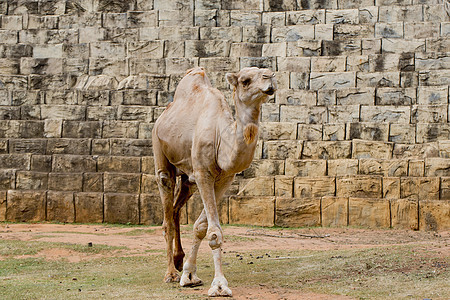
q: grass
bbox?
[0,224,448,300]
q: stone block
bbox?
[302,141,351,159]
[275,176,294,197]
[290,72,310,89]
[347,122,389,141]
[242,159,284,178]
[425,158,450,177]
[419,200,450,231]
[326,9,358,24]
[334,24,374,40]
[230,11,262,26]
[262,42,287,57]
[275,197,321,227]
[337,176,382,198]
[186,40,231,57]
[62,121,102,139]
[314,24,334,40]
[349,198,390,228]
[417,123,450,143]
[260,122,297,140]
[328,105,359,123]
[383,177,400,199]
[441,177,450,200]
[49,173,83,191]
[375,22,404,38]
[31,155,52,172]
[52,155,96,173]
[276,89,315,105]
[310,72,355,90]
[74,193,103,223]
[141,174,159,194]
[238,176,274,196]
[417,86,448,105]
[280,106,327,124]
[359,159,408,177]
[395,143,439,160]
[401,177,440,200]
[272,25,315,42]
[321,196,348,227]
[287,10,325,25]
[298,0,337,9]
[6,190,46,222]
[104,193,139,224]
[0,169,15,190]
[285,159,327,177]
[360,105,410,123]
[47,138,91,155]
[243,25,271,43]
[263,0,296,11]
[439,141,450,158]
[140,194,163,225]
[359,6,379,24]
[424,4,449,22]
[229,196,275,226]
[97,156,140,173]
[263,12,286,26]
[379,5,422,22]
[389,124,416,144]
[103,121,139,139]
[263,140,302,159]
[127,11,158,27]
[298,124,322,141]
[328,159,359,176]
[33,44,63,59]
[294,177,335,198]
[16,171,48,190]
[287,40,322,56]
[336,87,374,106]
[0,154,31,170]
[47,191,75,223]
[352,140,393,159]
[311,57,346,72]
[261,103,280,122]
[158,9,193,27]
[92,139,111,155]
[110,139,152,156]
[187,193,228,225]
[390,198,418,230]
[405,22,440,40]
[127,41,164,59]
[346,55,369,72]
[412,105,448,123]
[9,139,46,154]
[82,173,103,192]
[382,38,425,54]
[41,105,86,121]
[409,160,425,177]
[376,88,416,106]
[323,124,346,141]
[104,172,140,193]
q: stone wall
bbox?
[0,0,449,230]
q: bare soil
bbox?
[1,223,448,300]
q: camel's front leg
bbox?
[180,209,207,287]
[196,173,233,297]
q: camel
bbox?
[152,66,277,297]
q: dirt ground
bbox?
[1,223,449,300]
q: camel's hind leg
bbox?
[173,174,197,271]
[153,140,178,282]
[180,209,207,287]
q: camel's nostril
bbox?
[264,88,275,95]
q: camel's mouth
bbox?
[263,88,275,95]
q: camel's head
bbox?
[226,67,277,104]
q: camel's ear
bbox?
[226,73,238,87]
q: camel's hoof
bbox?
[208,277,232,297]
[164,272,180,283]
[180,271,203,287]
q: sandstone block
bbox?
[128,11,158,27]
[352,140,393,159]
[140,194,163,225]
[408,160,425,177]
[229,196,274,226]
[321,196,348,227]
[263,0,296,11]
[74,193,103,223]
[298,0,337,9]
[440,177,450,200]
[261,103,280,122]
[349,198,390,228]
[243,25,271,43]
[263,140,302,160]
[102,121,138,139]
[280,106,327,124]
[33,44,63,58]
[290,72,310,89]
[294,177,335,198]
[47,191,75,223]
[311,56,346,72]
[82,173,103,192]
[229,42,262,57]
[425,158,450,177]
[328,105,360,123]
[52,155,96,173]
[275,197,321,227]
[412,105,448,123]
[110,139,152,156]
[375,22,403,38]
[104,172,140,193]
[276,89,315,105]
[416,123,450,143]
[47,138,90,155]
[359,159,408,177]
[298,124,322,141]
[16,171,48,190]
[0,191,5,221]
[347,122,389,141]
[376,87,415,105]
[285,159,327,177]
[9,139,46,154]
[140,174,159,195]
[127,41,164,59]
[391,198,419,230]
[0,153,31,169]
[393,143,439,159]
[97,156,140,173]
[242,159,284,178]
[315,24,333,40]
[302,141,351,159]
[323,124,346,141]
[0,169,15,190]
[379,4,422,22]
[328,159,359,176]
[360,105,409,123]
[417,86,448,105]
[260,122,296,140]
[326,9,358,24]
[275,176,294,197]
[49,173,83,191]
[346,55,369,72]
[159,9,193,27]
[359,6,378,23]
[419,200,450,231]
[186,40,231,57]
[262,42,287,57]
[263,12,286,26]
[200,27,240,42]
[286,10,325,25]
[383,177,400,199]
[401,177,440,200]
[230,11,262,26]
[237,176,274,197]
[337,176,382,198]
[287,40,322,56]
[382,38,425,53]
[310,72,355,90]
[6,190,46,222]
[272,25,315,42]
[104,193,139,224]
[336,87,375,106]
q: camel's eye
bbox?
[242,78,251,87]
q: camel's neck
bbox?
[217,91,265,174]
